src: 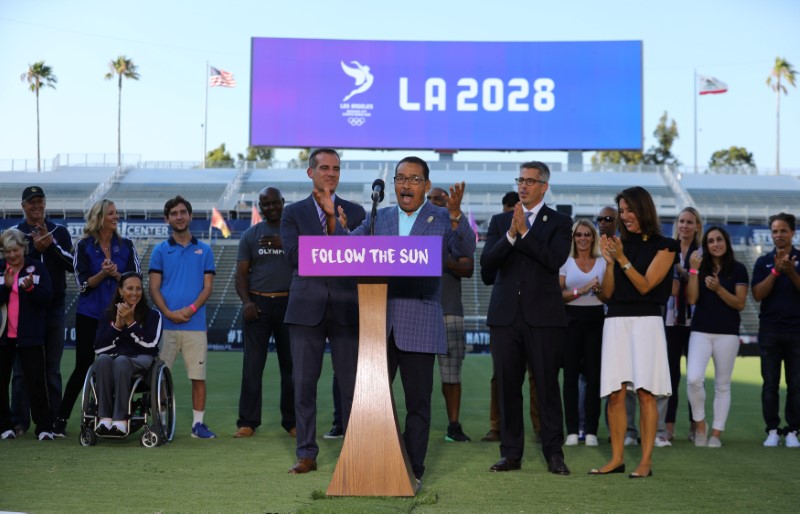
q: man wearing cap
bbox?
[11,186,74,437]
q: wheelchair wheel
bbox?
[140,427,161,448]
[150,361,176,443]
[79,427,98,447]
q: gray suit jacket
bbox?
[351,201,476,354]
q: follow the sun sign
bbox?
[299,236,442,277]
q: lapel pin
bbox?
[427,216,434,223]
[543,215,548,222]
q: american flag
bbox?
[209,66,236,88]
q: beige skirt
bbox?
[600,316,672,398]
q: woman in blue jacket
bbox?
[0,228,54,440]
[54,199,140,436]
[93,272,162,436]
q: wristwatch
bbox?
[450,212,463,223]
[621,262,632,271]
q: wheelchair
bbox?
[78,358,176,448]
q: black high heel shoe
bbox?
[588,464,625,475]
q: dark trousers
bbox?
[758,331,800,433]
[289,297,358,460]
[331,374,342,428]
[387,332,435,480]
[1,343,53,436]
[57,314,98,422]
[665,325,692,424]
[11,310,66,428]
[491,307,565,462]
[562,308,604,435]
[237,295,295,432]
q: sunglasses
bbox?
[596,216,616,223]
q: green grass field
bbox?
[3,351,799,513]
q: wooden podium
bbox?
[326,279,417,496]
[298,235,442,497]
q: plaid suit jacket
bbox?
[351,201,476,353]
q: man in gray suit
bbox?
[280,148,366,474]
[319,156,476,483]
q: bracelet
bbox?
[189,303,197,313]
[572,288,579,298]
[450,212,463,224]
[689,268,699,275]
[771,267,780,277]
[24,284,34,292]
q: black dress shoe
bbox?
[547,454,571,475]
[588,464,625,475]
[489,458,521,472]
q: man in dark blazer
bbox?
[320,156,476,483]
[481,161,572,475]
[280,148,366,474]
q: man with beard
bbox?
[149,196,216,438]
[233,187,295,439]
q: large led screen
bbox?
[250,38,642,151]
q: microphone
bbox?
[371,179,385,203]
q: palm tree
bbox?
[104,56,140,168]
[766,57,797,175]
[21,61,58,172]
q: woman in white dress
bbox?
[589,186,677,479]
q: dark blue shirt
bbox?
[17,219,74,312]
[691,261,748,336]
[752,246,800,333]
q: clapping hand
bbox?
[31,224,54,253]
[705,273,721,292]
[116,302,134,327]
[689,249,702,271]
[19,274,34,291]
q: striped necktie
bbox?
[526,211,534,229]
[319,209,327,234]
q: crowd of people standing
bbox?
[1,157,799,483]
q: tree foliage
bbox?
[591,111,679,167]
[767,57,796,174]
[709,146,755,170]
[237,146,274,167]
[206,143,234,168]
[642,111,679,165]
[591,150,643,165]
[105,56,140,168]
[21,61,58,172]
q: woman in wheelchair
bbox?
[93,271,162,436]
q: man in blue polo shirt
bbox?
[149,196,216,438]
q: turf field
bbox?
[2,351,798,513]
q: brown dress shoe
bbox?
[288,458,318,474]
[288,427,297,438]
[481,430,500,442]
[233,426,255,438]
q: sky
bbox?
[1,0,798,173]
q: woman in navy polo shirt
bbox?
[685,226,748,448]
[54,199,140,437]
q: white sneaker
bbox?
[655,436,672,447]
[707,436,722,448]
[763,429,780,447]
[785,431,800,448]
[584,434,599,446]
[38,431,54,441]
[1,429,16,440]
[624,436,639,447]
[694,426,709,447]
[565,433,579,446]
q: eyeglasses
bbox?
[394,176,426,185]
[596,216,616,223]
[514,177,547,186]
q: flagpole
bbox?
[693,69,697,173]
[203,61,209,169]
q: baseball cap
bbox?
[22,186,46,202]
